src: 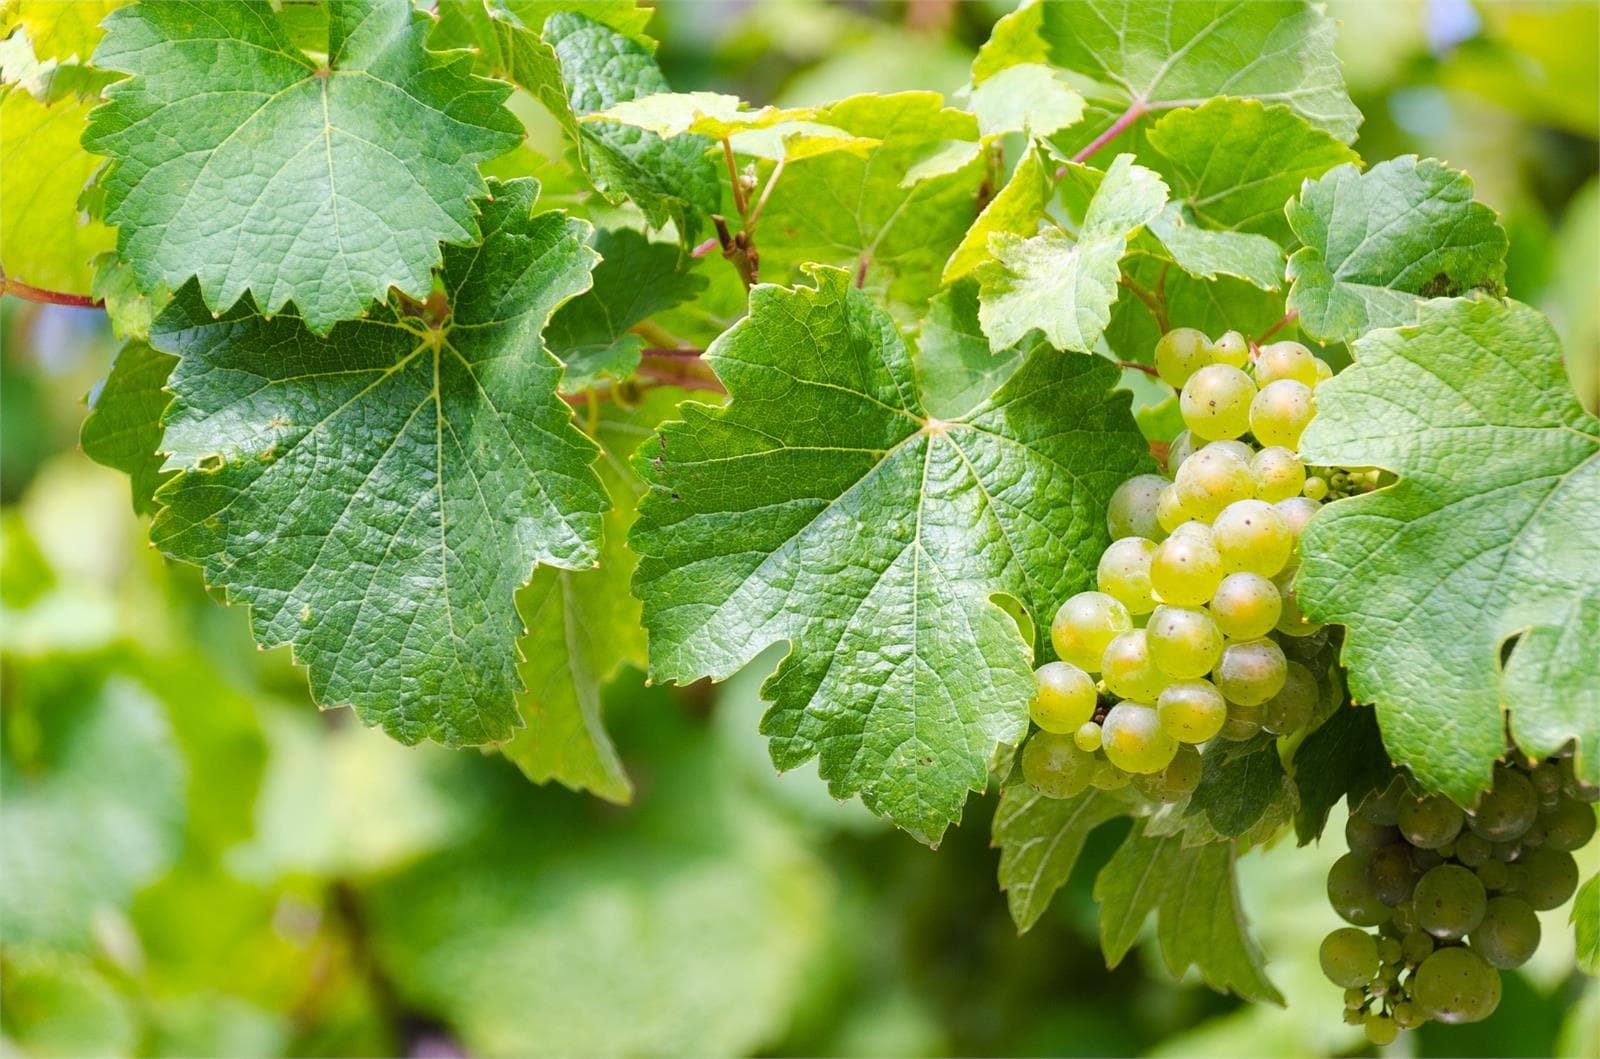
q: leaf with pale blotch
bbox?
[631,267,1151,841]
[149,179,606,749]
[1145,98,1359,244]
[977,154,1167,351]
[756,92,985,306]
[967,62,1084,139]
[993,784,1138,932]
[1095,821,1283,1004]
[1298,297,1599,802]
[587,90,814,139]
[727,121,880,163]
[1285,157,1507,343]
[503,387,686,803]
[1,86,114,295]
[82,0,522,334]
[80,341,176,516]
[942,143,1054,286]
[1290,705,1392,845]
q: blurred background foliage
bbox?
[2,1,1596,1056]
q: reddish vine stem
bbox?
[1255,309,1299,345]
[1056,100,1147,178]
[1,275,103,309]
[1117,275,1168,333]
[1115,359,1159,378]
[721,138,748,217]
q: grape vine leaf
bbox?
[81,340,176,516]
[1289,705,1393,845]
[545,228,708,391]
[1144,98,1360,245]
[1095,822,1283,1004]
[587,90,815,139]
[1103,253,1289,366]
[1285,157,1509,343]
[966,62,1084,140]
[993,783,1135,932]
[490,8,719,244]
[756,92,986,306]
[148,178,607,748]
[977,154,1167,352]
[1,85,114,295]
[976,0,1360,147]
[2,0,122,64]
[1144,206,1283,290]
[81,0,521,335]
[942,142,1054,286]
[915,281,1044,419]
[630,266,1152,841]
[504,387,685,802]
[1162,734,1296,847]
[1575,873,1599,976]
[1298,297,1600,802]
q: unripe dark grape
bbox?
[1344,812,1399,853]
[1470,895,1540,968]
[1468,767,1538,842]
[1540,795,1598,851]
[1400,929,1434,966]
[1453,832,1492,867]
[1511,848,1578,910]
[1328,853,1389,927]
[1475,859,1509,892]
[1367,844,1418,907]
[1397,793,1464,849]
[1413,864,1486,940]
[1413,946,1501,1024]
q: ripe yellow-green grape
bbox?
[1274,495,1321,538]
[1303,476,1329,500]
[1313,356,1334,385]
[1149,531,1225,607]
[1021,731,1095,799]
[1106,473,1169,540]
[1090,754,1132,790]
[1272,567,1323,636]
[1146,604,1224,679]
[1212,330,1249,368]
[1030,660,1098,733]
[1262,659,1317,734]
[1250,379,1316,449]
[1214,637,1288,706]
[1174,443,1257,521]
[1165,429,1200,474]
[1179,364,1256,440]
[1050,591,1133,671]
[1074,721,1103,752]
[1210,571,1283,640]
[1154,327,1213,387]
[1097,536,1158,614]
[1156,677,1228,743]
[1252,446,1306,502]
[1212,498,1293,576]
[1101,628,1170,702]
[1255,340,1320,386]
[1101,701,1179,774]
[1156,485,1189,534]
[1132,742,1202,801]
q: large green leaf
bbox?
[503,388,685,802]
[1,84,114,295]
[993,783,1135,932]
[148,179,606,748]
[1298,298,1600,802]
[1145,98,1359,244]
[1095,822,1283,1004]
[1285,157,1508,343]
[1144,205,1283,290]
[757,92,986,306]
[80,340,176,516]
[914,280,1042,419]
[977,153,1167,351]
[631,267,1151,841]
[82,0,520,334]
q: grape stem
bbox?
[1253,309,1299,349]
[1115,359,1159,378]
[1056,99,1148,178]
[1117,273,1169,332]
[1,273,103,309]
[721,138,749,216]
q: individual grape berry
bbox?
[1345,812,1399,853]
[1165,429,1200,474]
[1030,661,1098,734]
[1098,536,1158,614]
[1106,474,1170,541]
[1475,859,1509,892]
[1262,659,1317,735]
[1467,767,1539,842]
[1174,443,1257,521]
[1211,499,1293,576]
[1312,356,1334,385]
[1540,794,1598,851]
[1270,567,1322,637]
[1168,519,1215,541]
[1413,864,1487,940]
[1471,895,1540,968]
[1249,379,1316,449]
[1149,532,1225,607]
[1074,721,1102,753]
[1156,678,1227,744]
[1454,832,1492,867]
[1319,927,1380,987]
[1146,605,1224,679]
[1401,929,1434,966]
[1397,793,1464,849]
[1343,987,1365,1010]
[1413,946,1501,1024]
[1089,754,1132,790]
[1021,731,1096,799]
[1390,898,1416,934]
[1367,844,1419,907]
[1328,853,1390,926]
[1101,630,1169,703]
[1050,591,1132,672]
[1213,638,1287,707]
[1391,1000,1424,1030]
[1254,340,1320,387]
[1179,364,1256,440]
[1302,475,1329,500]
[1411,845,1444,872]
[1251,446,1306,503]
[1364,1013,1398,1046]
[1156,485,1189,534]
[1376,936,1403,965]
[1212,330,1249,368]
[1154,327,1213,388]
[1273,495,1321,539]
[1209,572,1282,640]
[1101,701,1179,775]
[1511,848,1578,910]
[1218,698,1263,741]
[1132,742,1201,802]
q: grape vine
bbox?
[2,0,1595,1045]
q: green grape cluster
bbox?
[1320,756,1598,1043]
[1021,329,1339,800]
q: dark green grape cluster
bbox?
[1321,755,1598,1043]
[1020,329,1336,799]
